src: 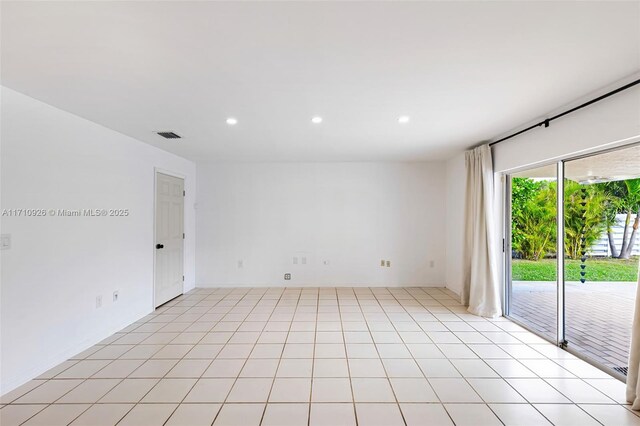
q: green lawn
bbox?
[512,257,639,282]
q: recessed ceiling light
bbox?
[311,116,323,124]
[398,116,410,124]
[226,117,238,125]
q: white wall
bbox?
[0,88,196,393]
[196,162,446,287]
[444,153,466,296]
[493,74,640,173]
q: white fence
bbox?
[589,214,640,257]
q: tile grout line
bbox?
[307,287,319,426]
[384,287,442,426]
[157,293,232,426]
[258,287,303,425]
[115,290,224,426]
[210,287,284,426]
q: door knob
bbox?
[156,243,164,249]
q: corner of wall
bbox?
[444,152,466,297]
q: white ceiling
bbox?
[2,1,639,162]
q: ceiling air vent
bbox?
[157,131,181,139]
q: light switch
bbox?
[1,234,10,250]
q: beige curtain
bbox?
[462,144,502,318]
[626,260,640,409]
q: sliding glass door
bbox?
[506,142,640,378]
[562,144,640,376]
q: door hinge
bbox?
[502,238,505,253]
[183,233,185,239]
[182,275,184,281]
[183,190,185,196]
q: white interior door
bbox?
[155,172,184,307]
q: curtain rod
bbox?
[489,77,640,147]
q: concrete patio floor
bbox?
[510,280,637,373]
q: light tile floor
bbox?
[2,287,640,426]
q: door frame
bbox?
[503,174,512,318]
[153,167,186,309]
[503,167,564,347]
[501,139,640,382]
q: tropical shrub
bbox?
[511,178,544,252]
[563,180,608,260]
[512,177,638,261]
[512,179,556,260]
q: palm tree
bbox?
[618,179,640,259]
[596,179,640,259]
[603,202,620,258]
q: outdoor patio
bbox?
[511,280,637,373]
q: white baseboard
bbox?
[0,308,151,396]
[196,283,446,288]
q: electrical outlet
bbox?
[381,259,385,266]
[238,260,244,269]
[96,296,102,308]
[113,291,119,302]
[301,257,307,265]
[386,260,391,267]
[284,273,291,280]
[293,257,298,265]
